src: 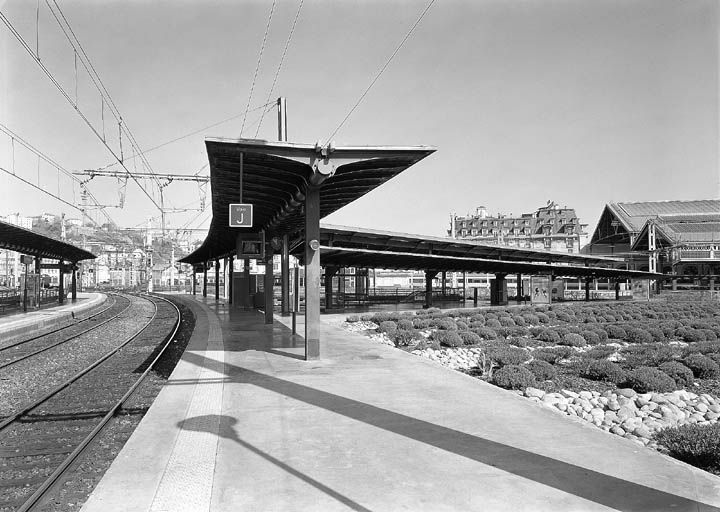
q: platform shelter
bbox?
[0,219,96,309]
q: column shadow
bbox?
[178,414,372,512]
[181,350,720,512]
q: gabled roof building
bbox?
[585,200,720,278]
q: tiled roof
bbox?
[609,200,720,233]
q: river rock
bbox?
[525,387,545,399]
[617,406,637,421]
[617,388,637,398]
[610,426,625,436]
[561,389,579,399]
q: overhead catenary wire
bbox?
[255,0,304,138]
[0,8,162,212]
[240,0,277,137]
[324,0,436,144]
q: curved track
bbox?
[0,294,181,512]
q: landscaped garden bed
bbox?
[343,300,720,476]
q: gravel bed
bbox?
[0,296,155,418]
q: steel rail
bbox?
[0,294,133,369]
[18,294,182,512]
[0,293,119,351]
[0,294,158,431]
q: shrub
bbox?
[434,319,458,330]
[581,345,616,360]
[658,361,694,387]
[536,312,550,324]
[683,354,720,379]
[359,314,374,322]
[536,330,561,344]
[433,330,464,348]
[413,339,441,351]
[556,312,573,323]
[396,319,414,331]
[529,326,546,337]
[645,327,666,343]
[559,333,586,348]
[413,318,432,329]
[458,331,481,345]
[512,315,526,326]
[604,325,627,339]
[485,318,502,329]
[701,329,718,342]
[654,424,720,472]
[683,341,720,356]
[492,365,536,390]
[622,344,677,368]
[682,328,706,343]
[624,366,677,393]
[592,328,609,343]
[346,315,360,323]
[455,321,469,331]
[580,330,601,345]
[582,360,626,384]
[625,328,653,344]
[532,346,573,364]
[485,345,531,366]
[377,321,397,334]
[522,313,540,325]
[498,316,516,327]
[470,314,485,325]
[524,360,557,381]
[473,327,498,340]
[508,336,528,348]
[393,329,422,347]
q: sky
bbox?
[1,0,718,241]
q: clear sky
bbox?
[1,0,718,240]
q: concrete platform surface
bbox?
[0,292,106,341]
[83,295,720,512]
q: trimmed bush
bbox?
[654,423,720,473]
[377,321,397,334]
[492,365,536,390]
[346,315,360,323]
[592,328,609,343]
[701,329,718,342]
[625,327,653,344]
[581,345,616,360]
[434,318,458,331]
[433,330,464,348]
[580,330,601,345]
[473,327,498,340]
[396,319,414,331]
[413,339,441,351]
[498,316,516,327]
[512,315,527,327]
[681,328,706,343]
[658,361,694,387]
[458,331,481,345]
[524,360,557,381]
[582,360,626,384]
[522,313,540,325]
[485,318,502,329]
[508,336,528,348]
[683,354,720,379]
[536,312,550,324]
[413,318,432,329]
[485,345,532,366]
[621,344,676,368]
[645,327,666,343]
[455,321,469,331]
[532,346,573,364]
[470,314,485,325]
[624,366,677,393]
[559,333,586,348]
[393,329,422,347]
[604,325,627,339]
[536,330,561,344]
[683,341,720,356]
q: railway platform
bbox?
[0,292,106,342]
[82,295,720,512]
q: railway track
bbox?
[0,293,182,512]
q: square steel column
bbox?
[202,264,207,298]
[71,266,77,302]
[516,273,522,304]
[281,234,290,314]
[264,246,274,324]
[424,270,437,308]
[214,260,220,300]
[305,185,321,360]
[228,256,233,304]
[585,278,591,301]
[192,269,196,295]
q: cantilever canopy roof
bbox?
[0,220,96,262]
[180,138,436,264]
[290,225,659,279]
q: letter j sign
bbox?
[229,204,253,227]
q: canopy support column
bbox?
[441,271,447,297]
[58,262,65,305]
[491,273,508,306]
[615,280,620,300]
[585,278,591,301]
[516,273,522,304]
[71,265,77,302]
[264,246,274,324]
[305,185,321,360]
[325,266,338,311]
[228,256,233,304]
[35,258,41,308]
[281,234,290,315]
[244,258,251,310]
[202,264,207,298]
[214,260,220,300]
[424,270,438,308]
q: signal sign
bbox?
[229,204,253,227]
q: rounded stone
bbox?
[617,388,637,398]
[610,426,626,436]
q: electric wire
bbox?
[325,0,436,143]
[0,9,163,213]
[240,0,276,136]
[255,0,304,138]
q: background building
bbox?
[449,201,588,253]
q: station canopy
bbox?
[291,224,660,279]
[180,138,436,264]
[0,220,96,262]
